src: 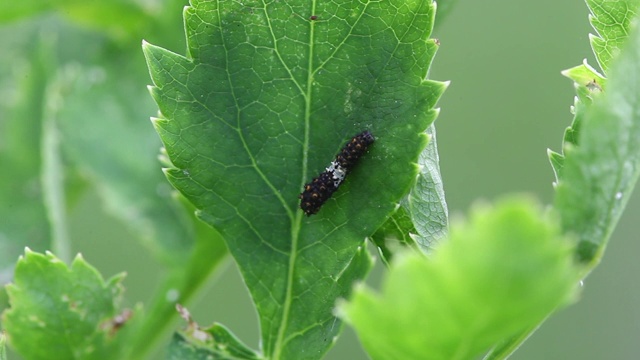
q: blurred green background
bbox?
[2,0,639,359]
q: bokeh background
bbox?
[3,0,639,359]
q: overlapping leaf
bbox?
[339,197,579,360]
[143,0,445,357]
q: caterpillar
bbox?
[299,131,375,216]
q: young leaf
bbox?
[2,250,133,360]
[143,0,445,358]
[555,17,640,265]
[339,197,579,360]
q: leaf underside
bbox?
[144,0,445,358]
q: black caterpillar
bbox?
[299,131,375,216]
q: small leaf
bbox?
[339,197,579,360]
[2,250,131,360]
[405,124,449,251]
[561,59,606,90]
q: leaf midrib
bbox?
[270,1,428,357]
[273,0,321,357]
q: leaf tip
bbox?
[23,247,33,256]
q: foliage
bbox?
[2,250,132,360]
[2,0,640,359]
[339,198,579,360]
[143,0,445,357]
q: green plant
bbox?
[1,0,639,359]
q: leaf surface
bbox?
[2,250,133,360]
[143,0,445,358]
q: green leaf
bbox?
[586,0,640,73]
[481,321,544,360]
[2,250,133,360]
[339,197,579,360]
[405,124,449,251]
[144,0,445,358]
[549,0,639,185]
[554,17,640,265]
[549,61,604,182]
[372,124,449,262]
[561,60,606,91]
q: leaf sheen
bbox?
[143,0,444,358]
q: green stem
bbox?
[41,77,72,264]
